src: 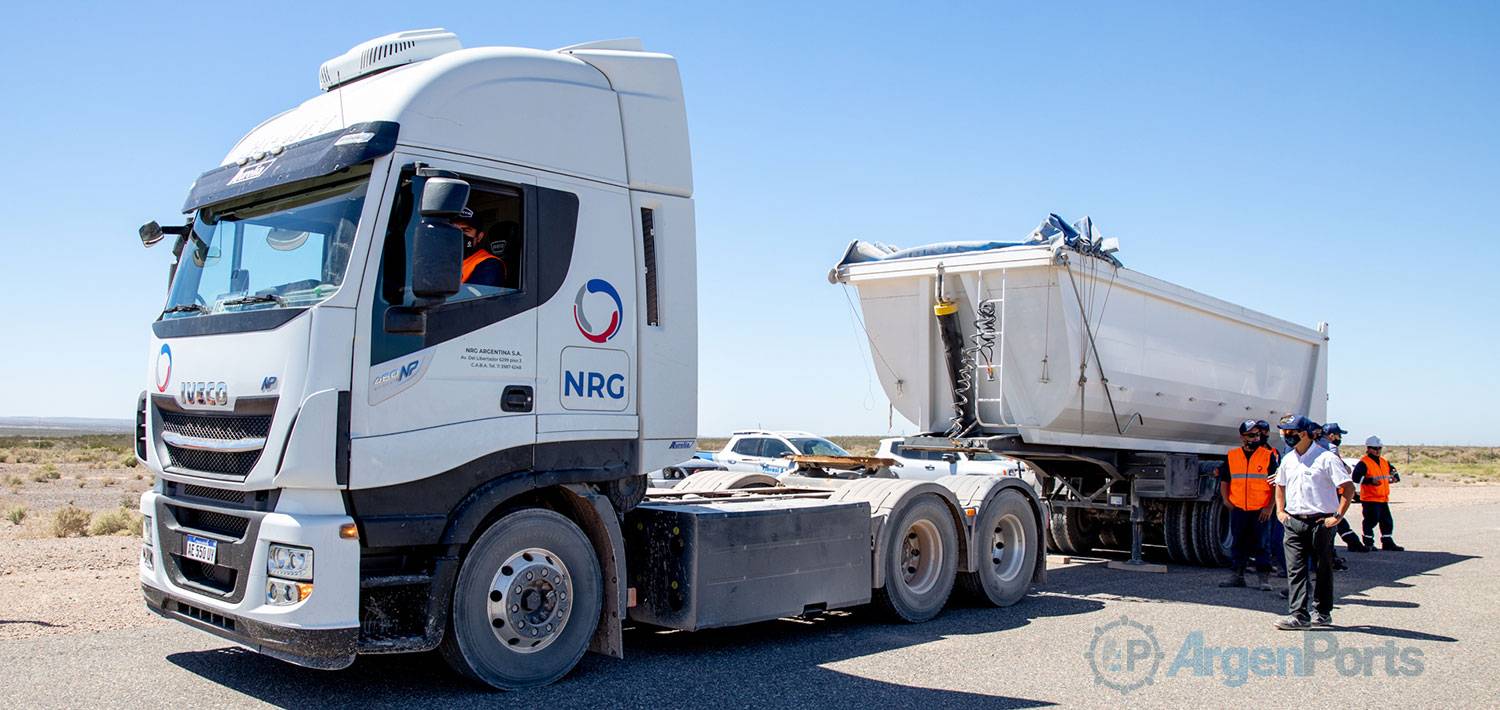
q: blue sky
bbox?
[0,2,1495,444]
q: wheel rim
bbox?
[900,518,944,595]
[991,513,1026,582]
[486,547,573,654]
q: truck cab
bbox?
[136,30,696,685]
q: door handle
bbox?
[925,465,935,470]
[501,385,533,413]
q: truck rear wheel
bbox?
[1164,501,1194,564]
[875,495,958,622]
[441,509,602,689]
[1192,500,1232,567]
[1048,506,1093,556]
[958,489,1039,607]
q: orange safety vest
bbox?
[1225,446,1274,510]
[461,251,503,283]
[1359,455,1392,503]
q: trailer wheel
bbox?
[875,495,958,622]
[673,471,779,492]
[440,509,602,690]
[1048,507,1093,556]
[1164,501,1193,564]
[958,489,1039,607]
[1192,500,1232,567]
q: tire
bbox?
[440,509,602,690]
[1164,501,1194,564]
[1096,522,1132,551]
[1044,516,1061,554]
[875,495,959,622]
[1192,500,1232,567]
[1048,506,1093,556]
[958,489,1040,607]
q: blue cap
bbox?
[1239,419,1259,434]
[1255,420,1271,432]
[1278,414,1319,433]
[1323,422,1347,436]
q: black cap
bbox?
[1239,419,1259,434]
[1323,422,1347,436]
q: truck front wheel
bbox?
[441,509,602,689]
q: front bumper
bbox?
[143,585,358,669]
[140,487,361,669]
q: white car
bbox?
[711,430,854,476]
[877,437,1034,485]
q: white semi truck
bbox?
[134,30,1046,689]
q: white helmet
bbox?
[1365,436,1383,448]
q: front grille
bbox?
[159,411,274,440]
[168,504,250,539]
[159,410,274,477]
[181,484,252,506]
[174,600,236,631]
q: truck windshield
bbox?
[789,438,851,457]
[162,178,368,318]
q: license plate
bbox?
[184,534,217,565]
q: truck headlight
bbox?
[266,578,313,605]
[267,544,313,581]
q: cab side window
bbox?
[760,439,794,458]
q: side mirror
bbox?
[411,219,463,300]
[941,453,959,463]
[140,221,165,246]
[419,177,471,217]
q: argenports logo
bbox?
[154,344,173,393]
[573,279,623,343]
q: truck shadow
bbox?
[1044,546,1473,643]
[166,593,1100,708]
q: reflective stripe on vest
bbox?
[462,251,501,283]
[1226,446,1273,510]
[1360,456,1392,502]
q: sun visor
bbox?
[183,121,399,212]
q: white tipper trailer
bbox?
[133,30,1046,689]
[829,220,1329,566]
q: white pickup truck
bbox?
[877,437,1033,484]
[709,430,856,475]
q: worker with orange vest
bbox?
[1352,436,1404,551]
[452,211,506,288]
[1216,419,1281,590]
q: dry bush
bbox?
[51,505,91,537]
[89,508,139,536]
[5,506,25,526]
[4,474,21,486]
[121,455,139,469]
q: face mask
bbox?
[1282,432,1301,447]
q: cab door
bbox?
[348,154,539,490]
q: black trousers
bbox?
[1362,502,1394,537]
[1283,515,1335,619]
[1228,507,1271,574]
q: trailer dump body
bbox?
[830,215,1328,454]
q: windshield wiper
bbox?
[219,293,288,308]
[161,303,209,315]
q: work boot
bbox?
[1218,572,1246,588]
[1344,532,1369,552]
[1256,571,1273,591]
[1382,536,1405,552]
[1362,534,1376,550]
[1332,555,1348,571]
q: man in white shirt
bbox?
[1273,415,1355,630]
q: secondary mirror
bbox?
[266,228,311,251]
[139,221,165,247]
[419,177,471,217]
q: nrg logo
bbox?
[564,371,625,400]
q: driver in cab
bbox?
[452,209,505,288]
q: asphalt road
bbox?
[3,486,1496,709]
